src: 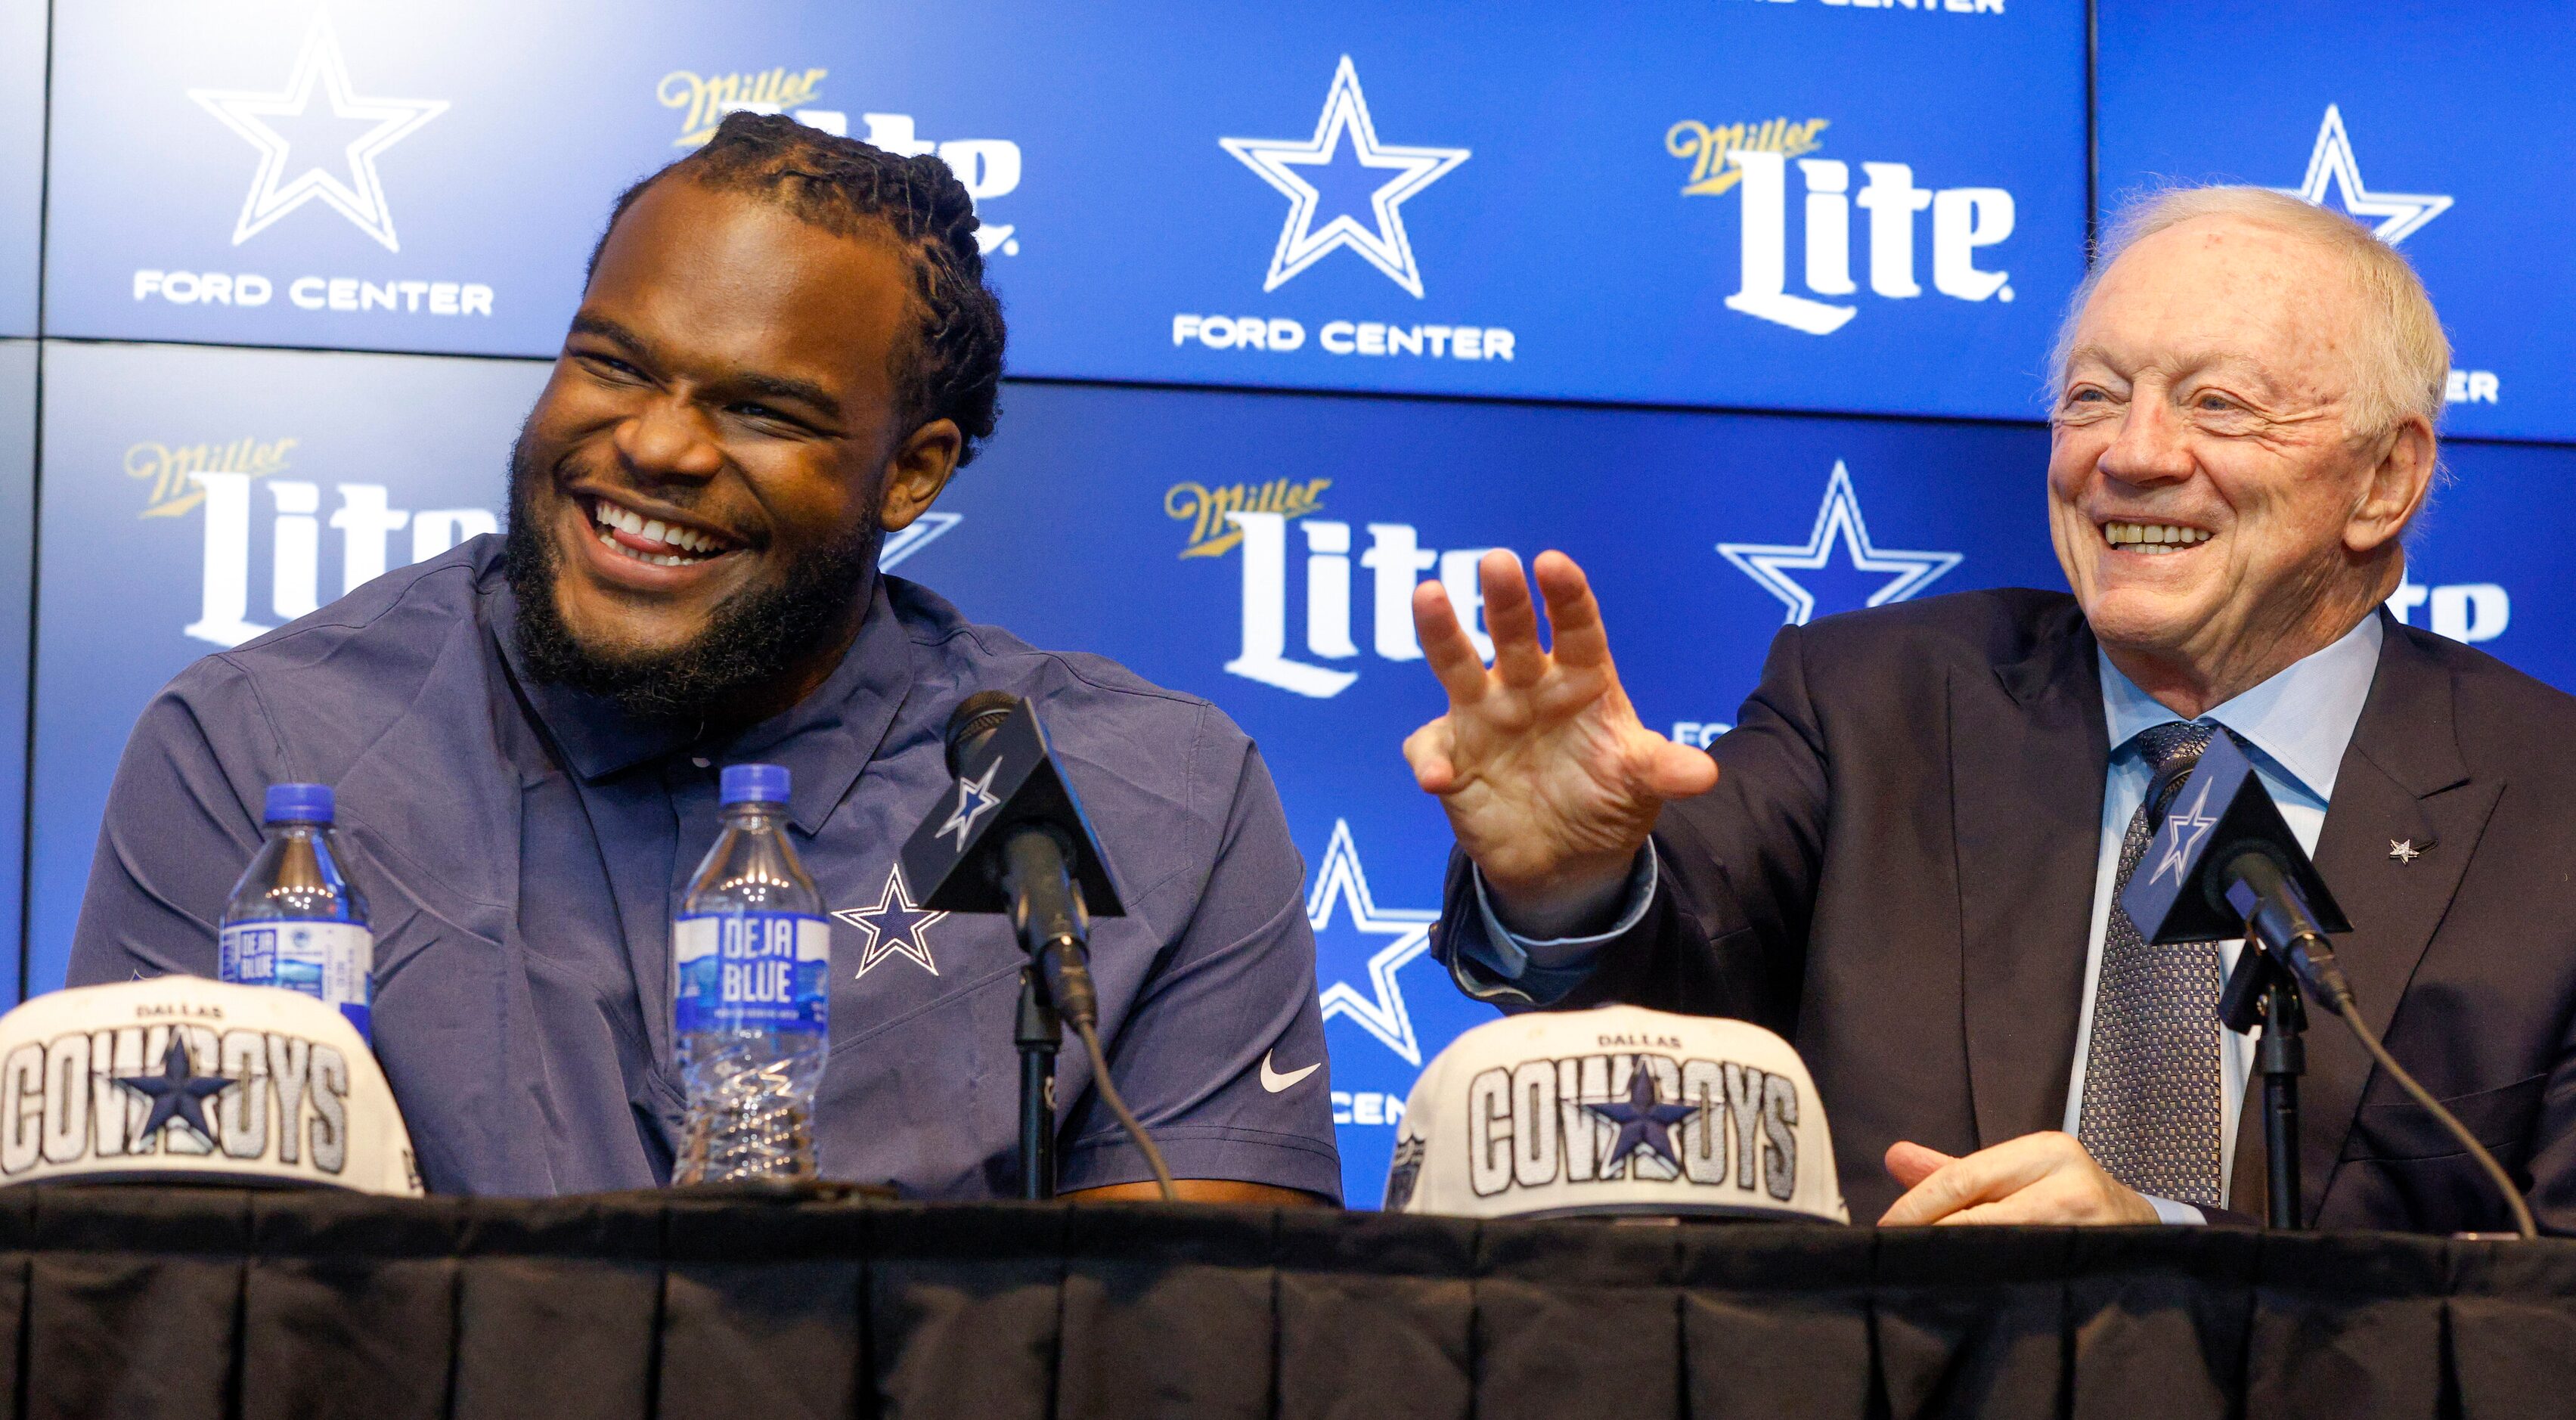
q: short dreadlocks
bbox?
[588,110,1006,465]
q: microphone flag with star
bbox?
[2120,732,2351,947]
[897,696,1126,919]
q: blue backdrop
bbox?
[2096,0,2576,442]
[2,0,2572,1205]
[43,0,2086,417]
[0,0,39,337]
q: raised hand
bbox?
[1402,550,1718,936]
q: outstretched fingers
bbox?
[1532,551,1613,670]
[1480,550,1549,687]
[1412,579,1491,705]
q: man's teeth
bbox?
[2103,522,2213,555]
[590,500,724,565]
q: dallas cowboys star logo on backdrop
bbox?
[835,866,947,979]
[1309,819,1440,1066]
[938,759,1004,849]
[879,512,963,572]
[189,14,449,253]
[2277,104,2452,246]
[118,1035,231,1146]
[1220,55,1470,297]
[1717,461,1962,626]
[1585,1068,1697,1177]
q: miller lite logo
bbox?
[656,67,1025,257]
[1676,121,2018,334]
[1186,492,1506,700]
[129,436,499,648]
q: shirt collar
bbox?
[2097,612,2384,801]
[487,567,917,834]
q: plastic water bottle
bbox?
[673,763,831,1184]
[219,783,374,1041]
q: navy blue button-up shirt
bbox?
[67,536,1341,1200]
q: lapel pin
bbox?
[2388,839,2423,864]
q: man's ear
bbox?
[2345,413,2435,555]
[879,418,963,532]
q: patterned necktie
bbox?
[2077,719,2224,1207]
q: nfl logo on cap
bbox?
[0,979,422,1196]
[1385,1005,1846,1223]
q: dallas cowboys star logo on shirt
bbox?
[118,1035,231,1145]
[938,759,1005,850]
[1220,55,1469,298]
[835,866,947,979]
[188,14,449,253]
[1585,1069,1697,1177]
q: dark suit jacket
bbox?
[1435,588,2576,1232]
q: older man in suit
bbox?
[1404,184,2576,1231]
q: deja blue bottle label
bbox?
[219,920,375,1040]
[673,913,831,1034]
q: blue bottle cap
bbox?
[720,763,791,807]
[264,783,334,825]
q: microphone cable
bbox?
[1071,1015,1176,1202]
[941,693,1173,1202]
[2297,947,2537,1240]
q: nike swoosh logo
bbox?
[1260,1050,1319,1093]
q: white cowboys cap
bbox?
[1384,1004,1846,1224]
[0,979,421,1197]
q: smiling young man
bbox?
[66,113,1341,1204]
[1403,186,2576,1234]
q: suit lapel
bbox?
[1954,606,2110,1147]
[2224,615,2499,1220]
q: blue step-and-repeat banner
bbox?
[2,0,2571,1203]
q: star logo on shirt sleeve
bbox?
[835,866,948,979]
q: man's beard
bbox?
[501,430,879,724]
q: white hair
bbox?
[2048,185,2451,439]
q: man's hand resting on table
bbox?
[1879,1133,2162,1226]
[1402,550,1719,938]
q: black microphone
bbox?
[2124,733,2353,963]
[898,693,1174,1200]
[946,693,1086,995]
[943,690,1018,774]
[2218,850,2351,1012]
[2125,731,2536,1238]
[906,693,1124,1028]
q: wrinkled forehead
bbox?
[2067,217,2364,404]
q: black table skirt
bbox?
[0,1185,2568,1419]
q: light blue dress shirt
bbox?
[1470,613,2386,1222]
